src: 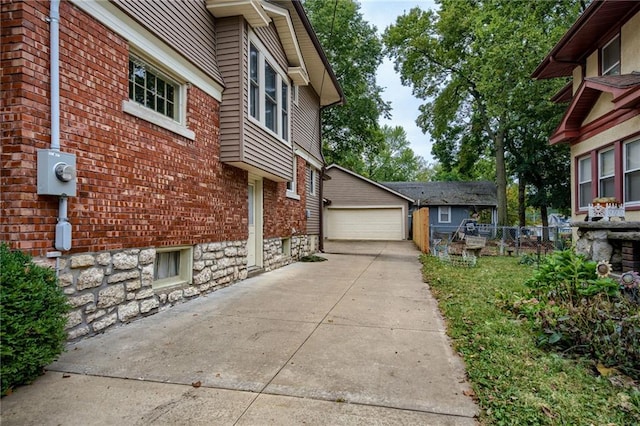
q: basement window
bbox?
[153,246,193,290]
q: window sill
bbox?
[123,100,195,140]
[286,191,300,200]
[152,277,189,291]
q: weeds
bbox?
[422,255,640,425]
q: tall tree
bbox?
[364,125,427,182]
[303,0,390,171]
[383,0,582,225]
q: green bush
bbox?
[517,249,640,380]
[0,243,70,396]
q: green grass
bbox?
[422,255,640,425]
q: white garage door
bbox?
[326,207,403,240]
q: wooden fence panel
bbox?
[412,208,430,253]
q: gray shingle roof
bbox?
[381,181,498,206]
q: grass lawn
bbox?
[421,255,640,425]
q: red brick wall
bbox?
[264,156,307,239]
[1,0,250,256]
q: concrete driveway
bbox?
[1,241,478,425]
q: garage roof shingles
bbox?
[382,181,498,207]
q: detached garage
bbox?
[323,165,413,241]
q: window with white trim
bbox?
[625,139,640,204]
[438,206,451,223]
[598,148,615,198]
[129,55,179,119]
[153,246,193,290]
[578,156,592,209]
[125,53,194,139]
[602,35,620,76]
[309,167,317,196]
[286,156,298,198]
[248,37,290,142]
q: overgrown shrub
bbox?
[0,243,69,396]
[516,249,640,379]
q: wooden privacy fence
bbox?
[412,207,430,253]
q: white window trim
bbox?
[578,155,592,209]
[286,155,300,200]
[293,85,299,106]
[309,167,317,196]
[124,52,195,140]
[248,33,291,144]
[71,0,222,101]
[123,101,195,140]
[624,138,640,206]
[602,35,620,76]
[438,206,451,223]
[153,246,193,290]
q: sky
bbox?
[358,0,438,164]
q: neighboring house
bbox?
[532,0,640,222]
[382,181,498,235]
[0,0,342,339]
[323,165,413,240]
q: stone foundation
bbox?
[46,235,318,341]
[573,221,640,272]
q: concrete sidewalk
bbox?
[1,241,478,425]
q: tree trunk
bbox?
[540,204,549,241]
[494,127,508,226]
[518,177,526,228]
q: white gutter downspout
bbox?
[50,0,71,252]
[50,0,60,151]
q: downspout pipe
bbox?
[317,99,343,253]
[49,0,72,251]
[50,0,60,151]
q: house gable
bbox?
[324,165,414,206]
[211,1,343,181]
[533,0,640,219]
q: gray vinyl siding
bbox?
[253,24,288,72]
[216,18,292,180]
[306,166,320,234]
[217,17,244,162]
[241,23,293,180]
[293,86,322,163]
[324,168,408,207]
[113,0,222,84]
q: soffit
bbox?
[206,0,343,106]
[532,1,640,80]
[549,74,640,144]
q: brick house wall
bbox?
[1,0,250,255]
[1,0,318,340]
[264,156,307,239]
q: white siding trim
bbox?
[294,148,323,169]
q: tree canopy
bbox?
[303,0,390,171]
[383,0,583,225]
[363,125,427,182]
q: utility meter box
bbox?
[37,149,77,196]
